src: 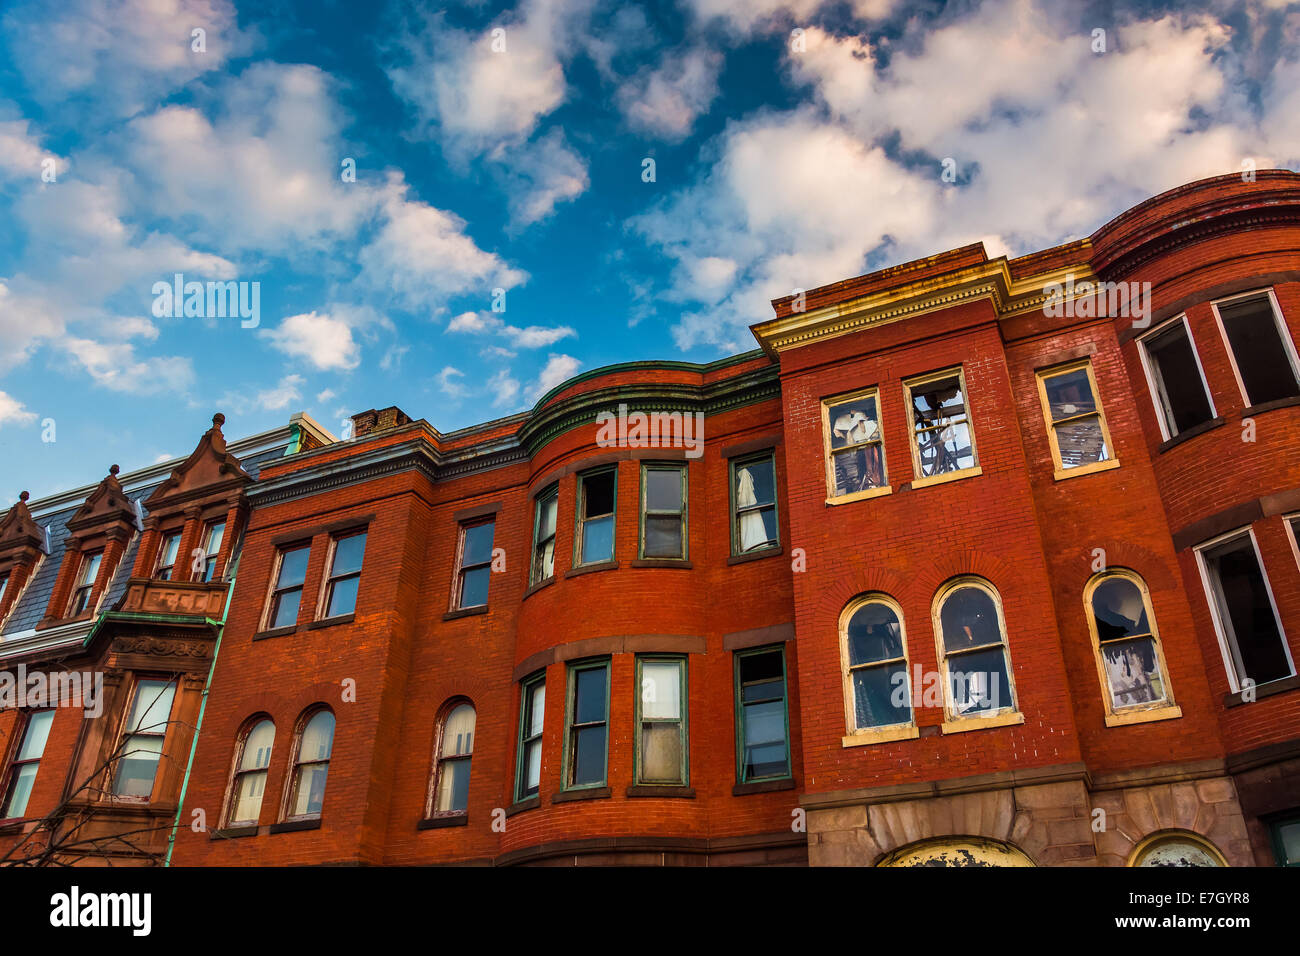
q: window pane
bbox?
[1207,539,1291,684]
[525,683,545,737]
[1101,636,1166,708]
[735,458,775,507]
[231,770,267,824]
[18,710,54,761]
[581,514,614,564]
[645,469,682,512]
[300,712,335,762]
[127,680,176,734]
[1091,578,1150,640]
[158,533,181,571]
[641,723,683,784]
[271,589,301,629]
[641,661,681,719]
[460,566,490,608]
[742,700,788,778]
[114,735,163,796]
[583,471,615,517]
[277,547,310,588]
[537,492,557,540]
[847,603,903,665]
[523,739,541,794]
[912,376,975,475]
[79,552,102,586]
[572,725,607,785]
[205,521,226,556]
[1148,325,1213,433]
[292,763,329,817]
[3,763,39,818]
[1054,417,1109,468]
[853,663,911,728]
[739,650,783,698]
[442,705,476,757]
[1277,820,1300,866]
[940,587,1002,653]
[331,533,366,577]
[533,538,555,580]
[828,395,880,450]
[1044,368,1098,420]
[326,575,359,617]
[643,515,682,557]
[436,758,471,812]
[1218,296,1300,404]
[239,720,274,771]
[831,444,885,496]
[947,646,1012,715]
[463,522,495,566]
[573,667,607,724]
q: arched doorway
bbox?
[1129,831,1227,867]
[877,837,1035,867]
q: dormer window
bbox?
[155,531,181,580]
[68,551,102,616]
[197,520,226,582]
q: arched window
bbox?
[227,718,274,827]
[430,701,475,817]
[286,708,334,821]
[934,578,1018,725]
[1129,831,1226,867]
[1084,570,1180,726]
[840,595,915,741]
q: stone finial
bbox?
[19,491,29,501]
[213,412,226,428]
[109,464,120,476]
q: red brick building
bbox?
[2,171,1299,867]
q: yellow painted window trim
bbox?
[911,466,982,490]
[1127,829,1228,867]
[1104,704,1182,727]
[826,484,893,506]
[1035,359,1119,479]
[842,724,919,747]
[941,710,1024,735]
[839,593,913,738]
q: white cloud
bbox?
[61,337,196,395]
[684,0,896,35]
[530,353,582,402]
[618,47,722,141]
[219,373,304,415]
[0,390,37,428]
[259,311,361,371]
[503,128,589,228]
[445,310,575,348]
[437,366,468,400]
[316,388,337,404]
[488,368,522,408]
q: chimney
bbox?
[350,406,412,438]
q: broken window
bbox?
[154,531,181,581]
[266,544,310,629]
[575,468,616,566]
[454,519,495,609]
[1140,318,1215,437]
[734,647,790,782]
[636,657,687,785]
[1037,361,1115,475]
[905,370,977,480]
[564,660,608,789]
[322,530,366,618]
[287,708,334,819]
[515,673,545,801]
[1087,572,1174,716]
[227,718,274,826]
[1,709,53,819]
[1198,532,1293,688]
[937,580,1016,719]
[432,702,475,815]
[113,678,177,799]
[640,463,686,559]
[68,550,102,616]
[530,485,558,584]
[842,597,912,731]
[731,453,778,553]
[823,389,886,498]
[1214,291,1300,406]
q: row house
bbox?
[1,171,1298,866]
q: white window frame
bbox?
[1192,526,1295,694]
[1285,513,1300,575]
[838,594,918,746]
[931,577,1022,733]
[1136,314,1217,442]
[1210,287,1300,408]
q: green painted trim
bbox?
[514,671,546,802]
[633,655,690,787]
[560,658,610,791]
[638,462,688,560]
[733,644,793,784]
[572,465,618,569]
[529,484,560,587]
[729,451,781,557]
[528,350,766,412]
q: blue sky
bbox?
[0,0,1297,501]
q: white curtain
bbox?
[737,467,766,551]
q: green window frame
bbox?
[514,671,546,802]
[734,646,791,783]
[639,462,687,560]
[729,452,779,556]
[562,659,609,790]
[573,467,617,567]
[634,656,688,786]
[530,484,559,585]
[1270,813,1300,867]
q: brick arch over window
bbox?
[1066,540,1182,593]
